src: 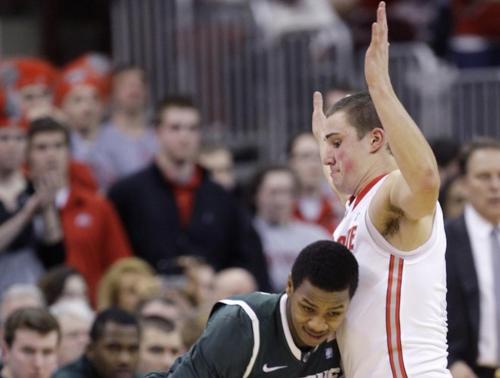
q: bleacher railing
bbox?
[112,0,500,161]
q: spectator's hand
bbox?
[24,194,41,217]
[33,171,63,209]
[450,361,477,378]
[364,1,391,90]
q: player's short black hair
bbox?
[291,240,358,298]
[90,308,139,343]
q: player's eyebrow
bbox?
[302,298,346,310]
[324,132,341,141]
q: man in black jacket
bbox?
[446,138,500,378]
[108,96,270,290]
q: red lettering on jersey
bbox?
[347,226,357,250]
[337,235,347,246]
[336,226,357,251]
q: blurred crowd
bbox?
[0,51,496,377]
[0,52,350,377]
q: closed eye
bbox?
[326,311,341,318]
[301,305,314,313]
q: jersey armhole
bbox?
[365,203,443,260]
[219,299,260,378]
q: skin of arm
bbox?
[364,2,440,221]
[0,195,39,252]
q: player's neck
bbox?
[352,170,389,198]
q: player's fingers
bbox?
[313,91,324,114]
[371,22,378,46]
[378,2,388,41]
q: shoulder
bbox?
[108,164,156,197]
[213,293,280,325]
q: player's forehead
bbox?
[324,111,357,139]
[294,279,350,307]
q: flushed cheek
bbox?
[336,150,354,174]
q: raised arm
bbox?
[365,2,440,219]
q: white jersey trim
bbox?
[220,299,261,378]
[279,294,302,360]
[365,204,443,261]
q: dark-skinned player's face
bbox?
[286,278,350,348]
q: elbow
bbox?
[411,169,440,218]
[418,167,440,198]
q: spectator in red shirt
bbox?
[26,117,133,305]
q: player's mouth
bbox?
[488,197,500,205]
[329,168,340,178]
[303,328,327,342]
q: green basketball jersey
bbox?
[146,292,343,378]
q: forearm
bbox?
[0,199,37,252]
[370,85,440,196]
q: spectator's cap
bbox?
[54,67,107,106]
[0,117,29,130]
[65,53,111,79]
[54,53,112,106]
[0,89,28,130]
[0,57,58,91]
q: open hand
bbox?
[364,1,391,90]
[33,171,63,209]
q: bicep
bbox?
[387,170,437,220]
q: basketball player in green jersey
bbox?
[146,240,358,377]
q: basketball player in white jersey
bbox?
[312,2,451,377]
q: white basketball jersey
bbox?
[333,175,451,378]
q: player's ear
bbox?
[286,274,293,296]
[369,128,385,153]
